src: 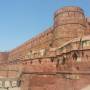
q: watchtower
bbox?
[53,6,86,47]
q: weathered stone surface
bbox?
[0,6,90,90]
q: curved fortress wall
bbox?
[53,6,86,47]
[1,6,89,62]
[0,6,90,90]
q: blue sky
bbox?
[0,0,90,51]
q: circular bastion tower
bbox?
[53,6,86,47]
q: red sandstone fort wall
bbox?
[53,6,86,47]
[7,6,90,62]
[0,6,90,62]
[0,52,9,63]
[8,27,53,61]
[85,17,90,35]
[0,6,90,90]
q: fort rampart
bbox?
[0,6,90,90]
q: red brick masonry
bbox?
[0,6,90,90]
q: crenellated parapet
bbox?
[54,6,85,27]
[1,6,90,72]
[5,36,90,67]
[6,6,90,62]
[53,6,87,47]
[1,6,90,90]
[8,27,53,61]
